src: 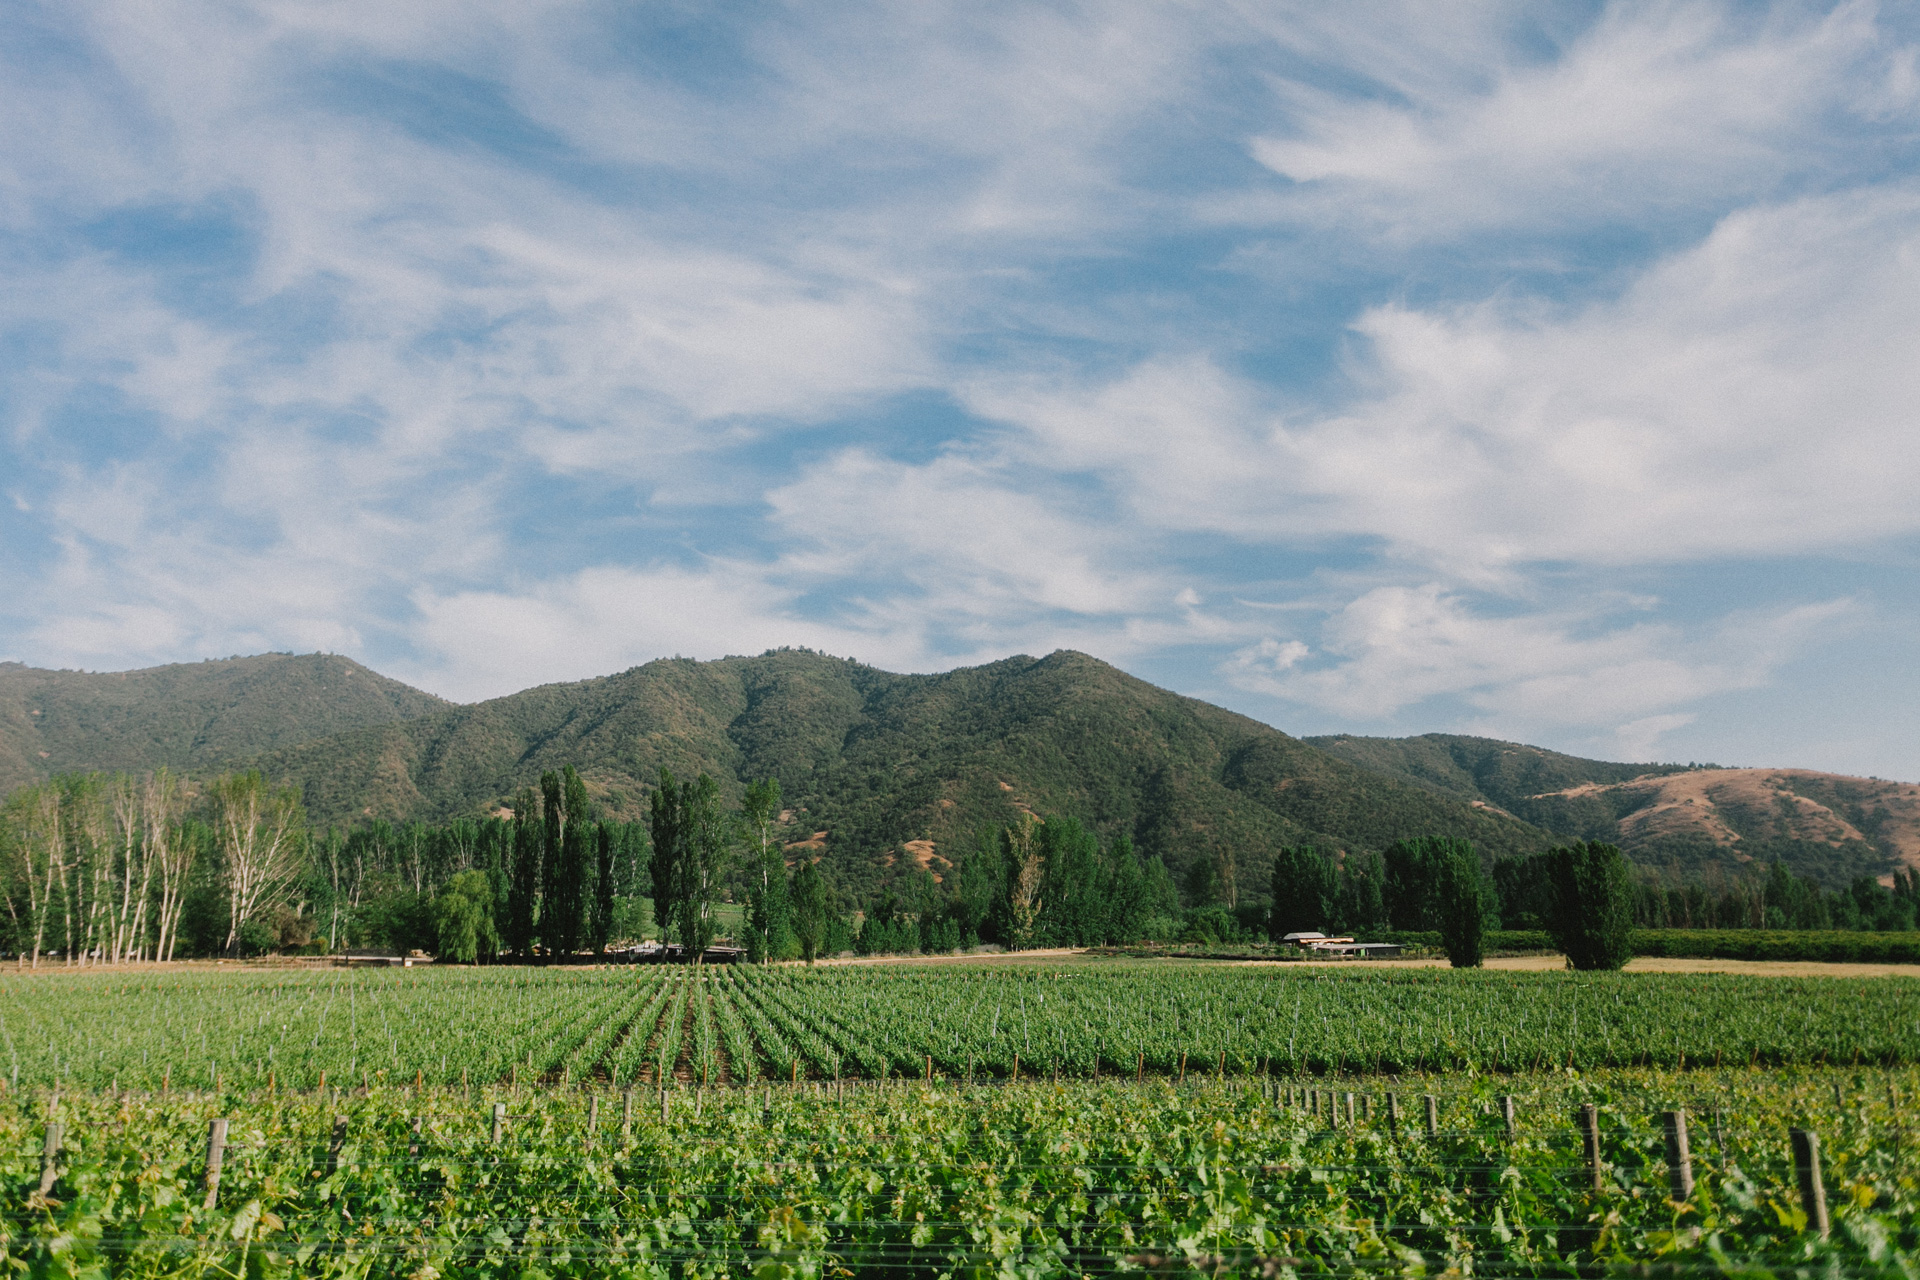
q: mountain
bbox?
[0,653,449,796]
[1306,733,1916,887]
[256,649,1553,898]
[10,649,1902,896]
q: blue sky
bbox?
[3,1,1919,777]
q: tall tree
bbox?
[1547,841,1634,971]
[1384,836,1474,931]
[539,771,567,951]
[590,822,616,953]
[431,870,499,964]
[3,783,63,967]
[144,769,192,962]
[542,765,591,956]
[648,769,686,945]
[211,770,305,956]
[741,778,789,963]
[1434,842,1487,968]
[1268,845,1337,938]
[996,815,1044,951]
[505,786,541,956]
[677,773,726,960]
[791,855,828,964]
[1038,817,1101,946]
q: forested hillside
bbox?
[0,653,447,796]
[260,649,1552,902]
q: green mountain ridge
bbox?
[2,650,1894,896]
[0,653,448,796]
[254,649,1555,900]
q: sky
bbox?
[3,1,1918,778]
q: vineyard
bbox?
[3,963,1919,1090]
[6,1063,1918,1275]
[3,963,1918,1276]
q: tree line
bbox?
[7,761,1916,966]
[1265,835,1920,958]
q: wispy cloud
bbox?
[2,0,1916,775]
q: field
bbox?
[4,963,1918,1276]
[4,963,1918,1090]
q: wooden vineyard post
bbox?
[1137,1053,1143,1083]
[1217,1050,1225,1077]
[491,1103,506,1144]
[791,1060,798,1086]
[1176,1053,1185,1085]
[587,1094,600,1143]
[1384,1093,1398,1136]
[926,1055,933,1083]
[202,1118,228,1210]
[1012,1054,1020,1084]
[414,1069,422,1092]
[1580,1104,1603,1191]
[1329,1092,1340,1129]
[329,1115,349,1173]
[1791,1128,1829,1238]
[1501,1095,1516,1140]
[1345,1092,1355,1126]
[1663,1109,1694,1201]
[1424,1094,1439,1138]
[37,1122,61,1196]
[622,1088,634,1141]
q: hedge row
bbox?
[1629,929,1920,963]
[1368,928,1920,964]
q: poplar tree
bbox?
[558,766,591,954]
[505,787,541,956]
[590,822,615,953]
[742,778,789,963]
[677,773,725,960]
[791,856,828,963]
[1268,845,1336,938]
[648,769,685,945]
[1547,841,1634,970]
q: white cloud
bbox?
[1241,1,1900,239]
[1221,584,1854,743]
[970,184,1920,580]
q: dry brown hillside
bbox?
[1531,768,1920,879]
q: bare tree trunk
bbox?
[215,771,305,955]
[145,770,189,963]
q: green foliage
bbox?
[10,1066,1918,1276]
[0,652,445,796]
[248,650,1556,907]
[1267,844,1336,937]
[647,768,727,953]
[1383,835,1475,931]
[1434,842,1487,968]
[1630,928,1920,963]
[791,856,828,963]
[10,962,1920,1095]
[1544,841,1636,971]
[430,869,499,963]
